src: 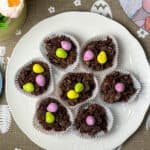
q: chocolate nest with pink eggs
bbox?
[36,97,71,131]
[17,61,50,96]
[101,71,137,103]
[44,35,77,68]
[75,104,108,136]
[82,37,116,71]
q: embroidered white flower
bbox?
[48,6,55,14]
[16,29,22,36]
[0,105,11,134]
[90,0,112,18]
[137,28,149,39]
[146,112,150,130]
[73,0,81,7]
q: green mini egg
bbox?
[23,82,34,93]
[45,112,55,124]
[74,82,84,93]
[67,89,79,100]
[56,48,68,59]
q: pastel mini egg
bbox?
[85,115,95,126]
[23,82,34,93]
[35,74,46,87]
[45,112,55,124]
[33,64,44,74]
[83,50,94,61]
[97,50,107,64]
[67,89,79,100]
[47,103,58,113]
[115,82,125,93]
[74,82,84,93]
[56,48,68,59]
[61,40,72,51]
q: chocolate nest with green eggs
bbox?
[101,71,137,103]
[17,61,50,96]
[82,37,116,71]
[59,73,96,106]
[44,35,77,68]
[36,97,71,131]
[75,104,107,136]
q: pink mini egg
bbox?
[85,115,95,126]
[47,102,58,112]
[35,74,46,87]
[115,82,125,93]
[61,40,72,51]
[83,50,94,61]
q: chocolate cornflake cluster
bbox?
[44,36,77,68]
[17,61,50,96]
[37,97,71,131]
[82,37,116,71]
[75,104,107,136]
[101,71,137,103]
[59,73,96,106]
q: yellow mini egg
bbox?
[67,90,79,100]
[33,64,44,74]
[45,112,55,124]
[97,51,107,64]
[23,82,34,93]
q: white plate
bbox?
[6,12,150,150]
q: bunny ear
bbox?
[0,105,11,134]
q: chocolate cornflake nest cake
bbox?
[75,104,108,136]
[36,97,71,131]
[43,34,77,68]
[82,36,117,71]
[101,71,137,103]
[59,73,96,106]
[17,61,50,96]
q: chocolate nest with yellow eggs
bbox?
[82,36,116,71]
[44,35,77,68]
[59,73,96,106]
[17,61,50,96]
[36,97,71,131]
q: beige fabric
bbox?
[0,0,149,149]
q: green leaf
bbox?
[0,13,8,22]
[0,23,8,28]
[0,13,3,17]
